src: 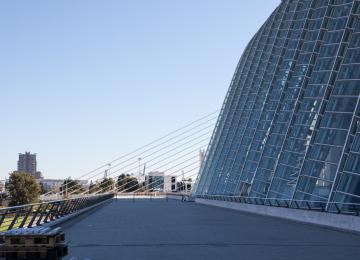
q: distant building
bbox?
[145,172,164,191]
[39,179,88,193]
[17,152,37,176]
[178,179,192,193]
[38,179,64,192]
[35,171,44,179]
[145,172,176,192]
[164,175,177,192]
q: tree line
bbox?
[3,172,191,206]
[3,172,142,206]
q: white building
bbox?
[164,175,177,192]
[145,172,176,192]
[38,179,64,192]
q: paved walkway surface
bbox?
[63,198,360,260]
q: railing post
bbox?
[51,202,64,220]
[8,210,20,231]
[19,205,33,228]
[294,201,300,209]
[0,210,7,228]
[284,200,289,208]
[66,200,77,214]
[37,203,50,226]
[43,203,56,223]
[71,199,82,212]
[27,204,42,228]
[58,200,71,217]
[0,194,114,231]
[81,198,89,209]
[334,203,341,214]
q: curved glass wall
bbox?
[194,0,360,210]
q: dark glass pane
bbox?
[344,153,360,174]
[308,144,343,164]
[314,128,348,146]
[337,172,360,196]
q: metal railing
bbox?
[195,194,360,216]
[0,193,114,232]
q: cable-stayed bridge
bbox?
[0,111,219,234]
[1,111,360,260]
[39,110,219,201]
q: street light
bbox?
[138,158,141,184]
[104,163,111,179]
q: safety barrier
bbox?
[195,194,360,216]
[0,193,114,232]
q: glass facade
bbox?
[194,0,360,210]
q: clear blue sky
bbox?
[0,0,280,179]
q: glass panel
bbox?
[308,144,343,164]
[337,172,360,196]
[314,128,348,146]
[332,80,360,96]
[344,153,360,174]
[325,97,357,113]
[319,112,352,129]
[297,176,332,199]
[302,159,337,181]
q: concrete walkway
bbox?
[63,198,360,260]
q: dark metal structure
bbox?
[0,194,113,232]
[0,227,67,259]
[195,0,360,213]
[196,194,360,215]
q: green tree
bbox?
[116,174,129,191]
[125,177,139,192]
[99,178,115,193]
[60,178,85,196]
[116,174,139,192]
[7,171,41,206]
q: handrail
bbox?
[195,194,360,216]
[0,193,114,232]
[2,193,112,211]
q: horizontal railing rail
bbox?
[195,194,360,216]
[0,193,114,232]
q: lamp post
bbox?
[138,158,141,184]
[104,163,111,179]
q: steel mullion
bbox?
[197,26,262,194]
[221,9,281,194]
[207,17,270,194]
[326,90,360,209]
[266,0,333,198]
[292,0,357,202]
[234,0,298,195]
